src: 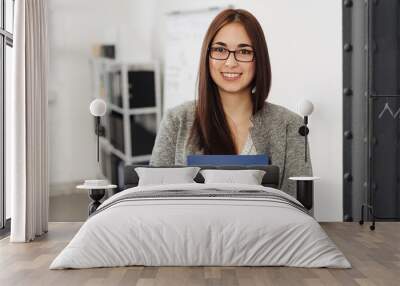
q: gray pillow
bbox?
[135,167,201,186]
[200,169,266,185]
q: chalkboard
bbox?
[163,7,226,112]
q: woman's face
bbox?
[209,22,256,95]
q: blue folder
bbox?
[187,155,269,166]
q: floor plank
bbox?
[0,222,399,286]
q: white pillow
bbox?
[200,169,266,185]
[135,167,201,186]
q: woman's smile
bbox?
[221,72,242,81]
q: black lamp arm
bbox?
[298,116,310,162]
[94,119,106,137]
[96,117,100,162]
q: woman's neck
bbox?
[219,88,253,121]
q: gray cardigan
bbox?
[150,100,313,197]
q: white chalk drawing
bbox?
[378,103,400,119]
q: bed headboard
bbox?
[123,165,280,190]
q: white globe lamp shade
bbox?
[298,99,314,116]
[90,99,107,117]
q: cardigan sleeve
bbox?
[149,109,178,166]
[280,114,313,198]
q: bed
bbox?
[50,165,351,269]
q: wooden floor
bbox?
[0,222,399,286]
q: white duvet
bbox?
[50,183,351,269]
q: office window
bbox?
[0,0,14,232]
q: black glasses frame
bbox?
[208,47,256,62]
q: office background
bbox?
[47,0,342,221]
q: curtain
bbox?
[8,0,49,242]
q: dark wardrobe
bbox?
[343,0,400,221]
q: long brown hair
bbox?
[188,9,272,154]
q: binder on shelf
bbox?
[128,71,156,108]
[110,153,122,186]
[109,71,123,107]
[117,160,125,190]
[109,111,125,153]
[91,44,116,59]
[131,114,157,156]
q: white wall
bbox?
[49,0,342,221]
[48,0,155,188]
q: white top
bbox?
[77,184,117,190]
[289,177,320,181]
[240,133,257,155]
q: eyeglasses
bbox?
[208,46,255,62]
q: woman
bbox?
[150,9,312,198]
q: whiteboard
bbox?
[163,7,225,113]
